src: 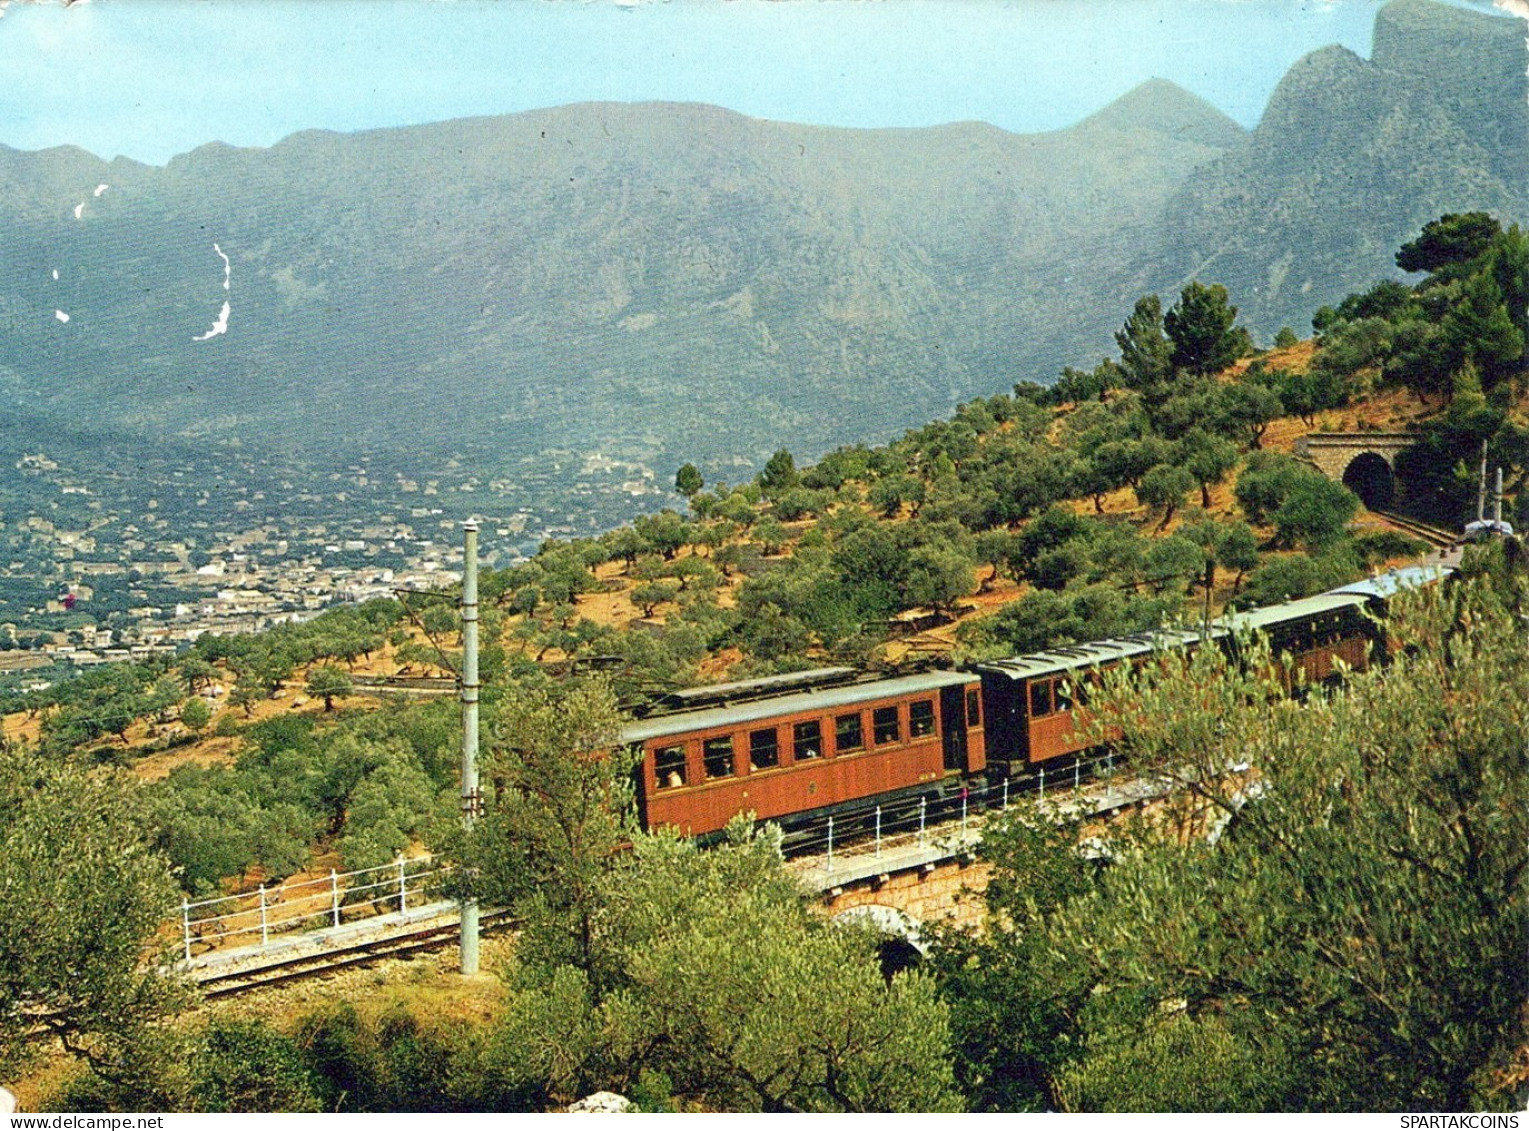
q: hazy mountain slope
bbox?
[1151,0,1528,335]
[0,91,1238,477]
[0,0,1521,505]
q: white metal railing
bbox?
[177,854,448,962]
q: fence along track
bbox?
[178,856,449,962]
[194,909,516,999]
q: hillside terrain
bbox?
[5,203,1529,1113]
[0,92,1238,477]
[0,0,1522,542]
[1155,0,1528,331]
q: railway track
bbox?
[1373,509,1457,549]
[194,909,516,999]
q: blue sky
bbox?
[0,0,1515,165]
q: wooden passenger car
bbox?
[974,628,1204,772]
[976,584,1405,773]
[623,669,986,838]
[1330,565,1446,660]
[1222,591,1379,694]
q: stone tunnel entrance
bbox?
[1342,452,1395,510]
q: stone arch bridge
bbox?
[1293,432,1417,509]
[793,772,1225,973]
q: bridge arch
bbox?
[832,904,926,978]
[1341,451,1395,509]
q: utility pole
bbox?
[1478,439,1489,523]
[459,518,481,975]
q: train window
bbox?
[1055,680,1073,713]
[836,712,864,753]
[873,705,901,745]
[793,720,823,760]
[749,727,779,771]
[1030,679,1053,717]
[703,736,734,780]
[966,688,981,726]
[909,699,935,737]
[654,744,687,789]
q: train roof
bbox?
[619,669,976,744]
[1219,589,1369,634]
[657,666,858,708]
[1330,563,1448,600]
[978,583,1396,684]
[975,626,1210,683]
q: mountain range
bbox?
[0,0,1523,514]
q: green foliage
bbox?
[867,472,925,517]
[1164,281,1247,376]
[149,764,316,893]
[29,662,163,756]
[0,749,188,1085]
[1234,452,1326,527]
[305,663,354,711]
[1234,548,1360,607]
[903,543,977,614]
[1070,580,1527,1110]
[1353,529,1426,565]
[959,584,1174,657]
[1136,464,1196,529]
[191,1021,324,1113]
[1313,214,1528,409]
[1051,363,1115,405]
[293,1003,463,1112]
[926,807,1099,1110]
[757,449,800,495]
[1178,429,1239,507]
[632,510,694,561]
[455,681,636,974]
[482,823,963,1112]
[1114,294,1173,393]
[772,486,831,521]
[1268,473,1359,549]
[674,462,704,498]
[945,580,1529,1111]
[179,696,212,733]
[1054,1014,1294,1113]
[801,445,873,490]
[1396,211,1503,276]
[190,601,401,710]
[1179,514,1261,593]
[631,579,680,617]
[145,703,458,895]
[337,740,445,872]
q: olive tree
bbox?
[0,750,188,1087]
[480,823,963,1112]
[946,578,1529,1111]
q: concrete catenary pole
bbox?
[1478,440,1489,523]
[460,518,481,974]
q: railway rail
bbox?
[193,909,516,999]
[1373,509,1458,549]
[351,674,457,697]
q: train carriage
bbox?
[1221,591,1379,693]
[617,565,1443,842]
[974,628,1206,774]
[623,668,985,838]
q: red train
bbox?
[621,567,1439,839]
[624,667,986,838]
